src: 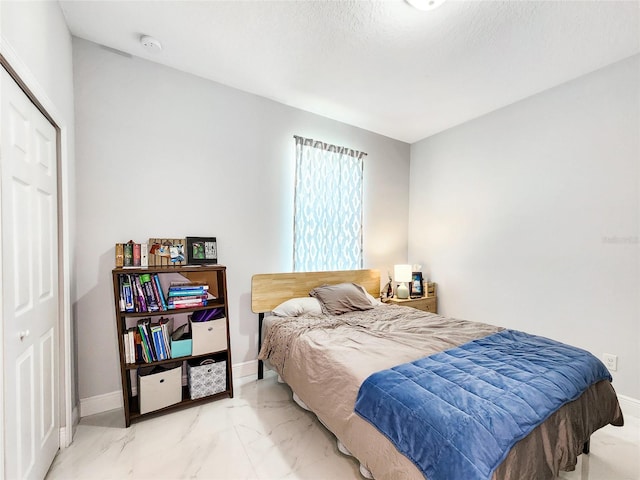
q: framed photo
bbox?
[186,237,218,265]
[148,238,186,266]
[410,272,423,298]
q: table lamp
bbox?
[394,264,412,299]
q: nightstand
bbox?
[384,295,437,313]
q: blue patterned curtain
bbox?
[293,136,366,272]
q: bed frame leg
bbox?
[258,313,264,380]
[582,439,590,454]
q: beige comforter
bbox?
[258,305,623,480]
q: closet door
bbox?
[1,65,60,480]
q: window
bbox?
[293,136,366,272]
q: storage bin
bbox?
[187,358,227,399]
[191,317,227,355]
[138,363,182,414]
[171,338,192,358]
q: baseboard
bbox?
[618,394,640,419]
[79,360,258,418]
[79,390,123,418]
[232,359,258,380]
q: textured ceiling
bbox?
[60,0,640,143]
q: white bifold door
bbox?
[1,66,60,479]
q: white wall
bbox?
[72,37,410,402]
[0,0,76,421]
[409,55,639,400]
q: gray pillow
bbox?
[309,282,374,315]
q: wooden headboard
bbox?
[251,269,381,313]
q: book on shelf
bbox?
[153,274,168,311]
[133,275,148,312]
[118,272,214,314]
[124,317,177,364]
[133,243,141,267]
[137,319,154,362]
[139,274,160,312]
[115,243,124,267]
[167,288,206,297]
[140,243,148,267]
[123,243,133,267]
[121,275,135,312]
[150,324,166,360]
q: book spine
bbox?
[122,275,135,312]
[167,288,206,297]
[133,275,148,312]
[123,243,133,267]
[169,283,208,290]
[133,243,141,267]
[140,243,148,267]
[151,328,164,361]
[129,329,136,364]
[153,274,168,311]
[137,324,151,362]
[160,320,171,358]
[134,332,143,363]
[123,332,130,363]
[167,302,206,310]
[115,243,124,267]
[148,275,164,311]
[139,274,159,312]
[143,322,157,361]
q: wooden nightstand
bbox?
[384,295,437,313]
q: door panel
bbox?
[36,189,54,299]
[16,346,35,479]
[11,176,32,315]
[40,328,55,444]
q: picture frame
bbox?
[410,271,424,298]
[148,238,186,266]
[186,237,218,265]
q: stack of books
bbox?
[123,317,173,364]
[167,282,209,309]
[118,273,168,313]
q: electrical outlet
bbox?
[603,353,617,371]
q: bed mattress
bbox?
[258,305,623,480]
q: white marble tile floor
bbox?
[46,374,640,480]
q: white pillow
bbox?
[365,291,383,306]
[272,297,323,317]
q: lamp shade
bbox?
[394,264,412,283]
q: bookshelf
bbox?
[111,265,233,427]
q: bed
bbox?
[251,269,623,480]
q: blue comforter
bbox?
[354,329,612,480]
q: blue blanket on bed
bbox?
[354,329,611,480]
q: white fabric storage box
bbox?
[187,359,227,399]
[138,363,182,414]
[191,317,227,355]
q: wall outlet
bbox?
[603,353,617,371]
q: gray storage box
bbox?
[187,359,226,399]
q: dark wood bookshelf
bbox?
[112,264,233,427]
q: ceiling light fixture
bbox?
[140,35,162,52]
[406,0,447,11]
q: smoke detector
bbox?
[140,35,162,52]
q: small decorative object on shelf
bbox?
[148,238,187,266]
[186,236,218,265]
[112,264,233,427]
[410,272,423,298]
[382,272,394,299]
[425,282,436,298]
